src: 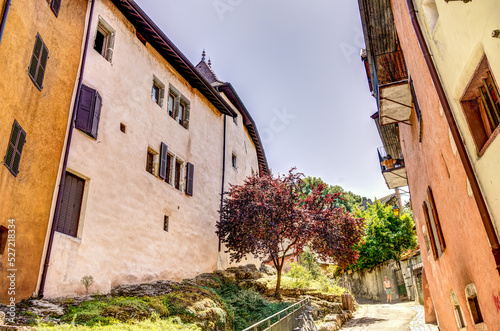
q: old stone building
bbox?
[0,0,88,303]
[40,0,267,298]
[359,0,500,329]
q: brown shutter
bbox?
[422,201,438,260]
[427,187,445,252]
[28,34,48,90]
[56,172,85,237]
[186,162,194,196]
[51,0,62,17]
[159,143,168,179]
[4,120,26,177]
[90,91,102,139]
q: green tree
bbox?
[302,177,364,213]
[352,200,418,270]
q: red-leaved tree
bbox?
[217,169,364,297]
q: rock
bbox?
[28,300,64,317]
[318,321,338,331]
[259,264,277,275]
[226,264,262,280]
[0,311,5,325]
[324,313,343,326]
[238,278,269,294]
[110,280,176,297]
[192,273,222,289]
[212,270,236,284]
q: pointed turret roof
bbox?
[195,51,224,85]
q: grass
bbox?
[36,316,200,330]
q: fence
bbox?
[242,297,316,331]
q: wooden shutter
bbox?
[56,172,85,237]
[186,162,194,196]
[28,34,48,90]
[427,187,445,252]
[422,201,438,260]
[4,120,26,176]
[51,0,62,17]
[90,91,102,139]
[159,143,168,179]
[76,84,101,139]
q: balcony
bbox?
[378,144,408,189]
[373,50,412,126]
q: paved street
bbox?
[341,300,439,331]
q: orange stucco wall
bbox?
[392,0,500,329]
[0,0,87,303]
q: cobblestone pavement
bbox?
[340,301,439,331]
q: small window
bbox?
[146,150,155,174]
[120,123,126,133]
[94,18,115,62]
[232,153,237,169]
[450,290,466,329]
[50,0,62,17]
[4,120,26,177]
[178,103,185,125]
[152,76,165,107]
[166,154,173,184]
[167,85,190,129]
[468,297,483,324]
[460,55,500,154]
[56,172,85,238]
[28,34,49,90]
[164,215,169,232]
[167,93,175,117]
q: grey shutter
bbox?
[4,120,26,176]
[51,0,62,17]
[56,172,85,237]
[183,104,190,129]
[186,162,194,196]
[105,34,115,62]
[159,143,168,179]
[90,91,102,139]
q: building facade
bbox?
[41,0,267,298]
[359,0,500,329]
[0,0,88,303]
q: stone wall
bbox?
[338,260,399,302]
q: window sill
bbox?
[477,124,500,158]
[55,231,82,243]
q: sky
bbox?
[134,0,397,201]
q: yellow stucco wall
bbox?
[0,0,87,303]
[44,0,263,297]
[413,0,500,237]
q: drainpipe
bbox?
[38,0,95,297]
[218,113,227,253]
[405,0,500,275]
[0,0,12,45]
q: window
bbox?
[94,18,115,62]
[232,152,237,169]
[55,172,85,238]
[175,159,182,190]
[75,84,102,139]
[162,149,193,195]
[4,120,26,177]
[0,226,7,255]
[166,154,173,184]
[152,76,165,107]
[164,215,169,232]
[422,186,445,259]
[120,123,126,133]
[28,34,49,90]
[146,150,155,175]
[450,290,466,329]
[461,56,500,154]
[409,77,423,142]
[50,0,62,17]
[167,85,190,129]
[465,284,484,326]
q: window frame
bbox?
[152,76,165,107]
[167,85,190,129]
[94,18,115,62]
[146,149,157,175]
[422,186,445,260]
[28,33,49,91]
[164,150,186,192]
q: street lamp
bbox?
[392,205,400,218]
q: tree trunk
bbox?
[275,266,282,299]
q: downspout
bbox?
[218,112,227,253]
[38,0,95,297]
[405,0,500,274]
[0,0,12,45]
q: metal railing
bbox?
[242,297,316,331]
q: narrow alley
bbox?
[341,300,439,331]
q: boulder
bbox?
[212,270,236,284]
[226,264,262,280]
[238,278,269,294]
[110,280,176,297]
[27,300,64,317]
[317,322,339,331]
[259,264,277,275]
